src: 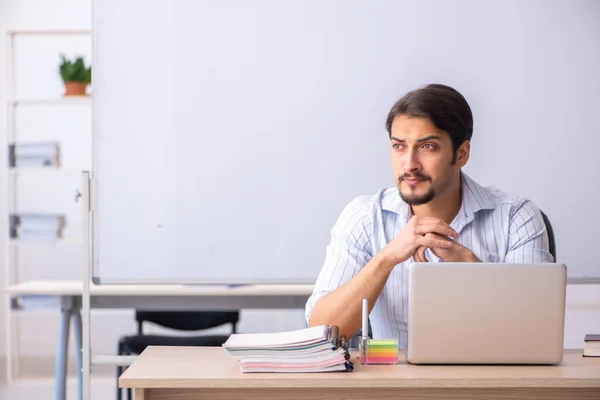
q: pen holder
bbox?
[359,338,399,365]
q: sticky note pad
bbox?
[360,338,399,365]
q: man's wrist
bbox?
[462,249,481,262]
[375,249,402,271]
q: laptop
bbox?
[406,262,567,365]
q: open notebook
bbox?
[222,324,353,373]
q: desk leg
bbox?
[73,308,83,400]
[55,298,73,400]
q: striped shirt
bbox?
[305,172,554,348]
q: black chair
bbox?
[540,210,556,260]
[117,310,239,400]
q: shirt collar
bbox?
[459,171,495,221]
[381,186,404,215]
[381,172,495,227]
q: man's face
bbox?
[390,115,465,206]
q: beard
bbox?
[398,171,435,206]
[400,188,435,206]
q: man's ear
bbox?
[456,140,470,168]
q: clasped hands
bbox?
[412,217,479,263]
[413,231,480,263]
[382,215,480,265]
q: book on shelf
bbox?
[8,142,60,168]
[584,334,600,357]
[16,228,61,241]
[222,324,353,373]
[9,213,65,242]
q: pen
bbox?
[362,298,368,340]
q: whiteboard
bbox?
[91,0,600,283]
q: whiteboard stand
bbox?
[81,170,91,400]
[80,171,137,400]
[81,171,125,400]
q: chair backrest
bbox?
[135,311,239,333]
[540,210,556,260]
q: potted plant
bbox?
[59,54,91,96]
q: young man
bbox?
[305,83,554,347]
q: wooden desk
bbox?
[119,346,600,400]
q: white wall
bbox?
[0,0,598,383]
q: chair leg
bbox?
[116,365,123,400]
[125,346,132,400]
[117,340,125,400]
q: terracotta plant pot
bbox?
[63,81,89,96]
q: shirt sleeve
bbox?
[504,199,555,263]
[304,197,374,325]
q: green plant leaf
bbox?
[58,54,92,83]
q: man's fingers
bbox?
[413,249,422,262]
[417,234,453,249]
[415,221,459,238]
[414,247,422,262]
[417,246,428,262]
[413,246,428,262]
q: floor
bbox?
[0,357,118,400]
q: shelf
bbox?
[7,29,91,36]
[7,97,92,106]
[9,168,87,177]
[9,239,82,247]
[3,27,93,384]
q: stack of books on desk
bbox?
[584,334,600,357]
[222,324,353,373]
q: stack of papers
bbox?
[11,213,65,242]
[222,324,353,373]
[9,142,60,168]
[584,334,600,357]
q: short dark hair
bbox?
[385,84,473,159]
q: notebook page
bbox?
[224,325,328,348]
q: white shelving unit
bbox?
[4,29,92,383]
[7,98,92,105]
